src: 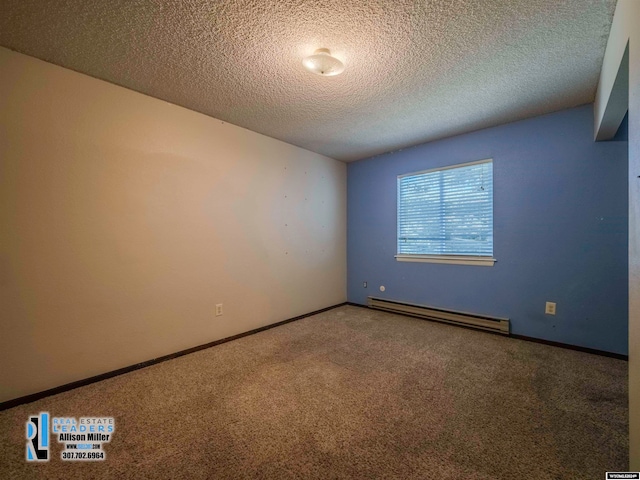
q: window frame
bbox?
[395,158,496,267]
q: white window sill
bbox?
[395,254,496,266]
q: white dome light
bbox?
[302,48,344,76]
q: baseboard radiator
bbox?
[368,297,510,334]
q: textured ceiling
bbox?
[0,0,617,162]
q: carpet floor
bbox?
[0,305,628,479]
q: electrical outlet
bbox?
[363,281,367,288]
[215,304,223,316]
[545,302,556,315]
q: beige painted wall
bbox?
[0,47,347,403]
[629,2,640,469]
[595,0,640,468]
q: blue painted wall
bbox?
[347,105,628,354]
[613,111,628,141]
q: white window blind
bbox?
[397,160,493,257]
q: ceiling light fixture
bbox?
[303,48,344,76]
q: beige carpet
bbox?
[0,305,628,479]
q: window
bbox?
[396,159,495,266]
